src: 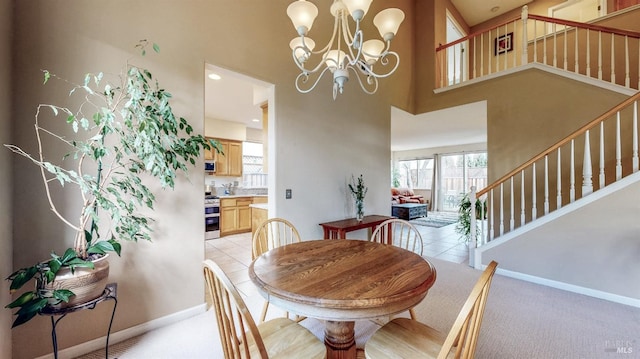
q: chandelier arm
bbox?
[346,29,365,68]
[341,10,357,45]
[358,51,401,79]
[348,66,378,95]
[340,13,364,66]
[295,66,334,94]
[291,45,325,74]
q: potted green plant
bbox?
[4,40,220,328]
[348,174,368,221]
[455,192,487,243]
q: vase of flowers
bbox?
[348,174,368,222]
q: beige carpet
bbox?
[77,258,640,358]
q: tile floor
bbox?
[205,216,467,299]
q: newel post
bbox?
[521,6,529,65]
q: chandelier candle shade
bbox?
[287,0,405,99]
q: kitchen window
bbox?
[243,141,267,188]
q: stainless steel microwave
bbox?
[204,160,216,172]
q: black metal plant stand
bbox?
[39,283,118,359]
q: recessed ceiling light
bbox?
[252,118,260,122]
[208,73,221,80]
[491,6,500,12]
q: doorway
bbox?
[204,64,274,193]
[446,10,467,86]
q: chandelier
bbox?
[286,0,405,99]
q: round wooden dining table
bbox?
[248,239,437,359]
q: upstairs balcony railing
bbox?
[436,6,640,91]
[469,90,640,249]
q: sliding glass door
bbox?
[440,152,487,212]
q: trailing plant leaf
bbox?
[10,298,48,328]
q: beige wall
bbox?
[1,0,13,358]
[9,1,407,357]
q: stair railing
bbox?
[469,91,640,250]
[436,6,640,90]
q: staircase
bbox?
[437,6,640,307]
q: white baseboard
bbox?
[496,268,640,308]
[35,303,207,359]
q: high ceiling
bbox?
[451,0,532,26]
[204,1,535,150]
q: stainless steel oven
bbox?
[205,196,220,239]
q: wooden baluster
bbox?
[509,177,514,231]
[473,36,477,79]
[489,189,494,241]
[563,26,568,71]
[598,31,603,81]
[470,187,477,248]
[553,23,557,68]
[480,192,486,245]
[616,112,622,180]
[586,30,591,77]
[499,183,504,236]
[543,20,548,65]
[544,155,549,215]
[570,139,575,202]
[504,23,509,71]
[533,19,537,63]
[489,29,494,75]
[556,148,562,210]
[513,20,518,68]
[520,170,525,226]
[583,130,593,196]
[633,101,638,172]
[611,33,616,84]
[522,6,529,65]
[575,28,579,74]
[625,36,630,88]
[599,122,605,189]
[532,162,537,220]
[481,33,485,77]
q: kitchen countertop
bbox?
[216,194,267,199]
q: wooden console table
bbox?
[319,215,394,239]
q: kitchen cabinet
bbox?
[220,197,253,236]
[251,205,268,240]
[252,196,268,204]
[204,137,216,160]
[211,139,242,177]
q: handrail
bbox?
[528,14,640,39]
[436,10,640,53]
[477,90,640,198]
[436,16,520,51]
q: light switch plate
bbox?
[285,189,292,199]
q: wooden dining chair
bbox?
[203,260,326,359]
[364,261,499,359]
[251,218,303,323]
[370,218,423,320]
[370,218,423,255]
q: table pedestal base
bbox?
[325,320,356,359]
